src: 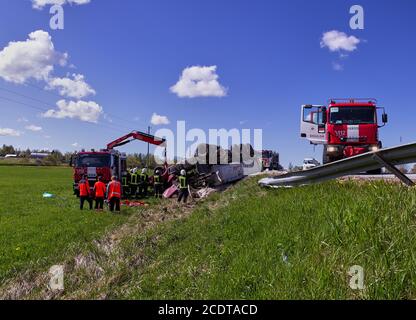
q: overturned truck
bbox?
[163,143,263,197]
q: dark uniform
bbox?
[121,173,130,197]
[138,172,149,198]
[154,173,163,198]
[130,171,139,198]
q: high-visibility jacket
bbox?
[94,181,106,198]
[79,179,90,197]
[107,181,121,200]
[122,176,129,187]
[130,173,138,185]
[154,175,162,185]
[179,175,188,189]
[139,173,148,184]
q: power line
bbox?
[25,81,148,129]
[0,94,126,134]
[0,86,57,109]
[0,86,140,133]
[0,94,47,112]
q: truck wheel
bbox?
[322,146,331,164]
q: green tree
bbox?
[0,144,16,156]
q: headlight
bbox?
[369,145,379,152]
[327,146,337,153]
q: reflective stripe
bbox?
[131,174,138,185]
[179,176,187,189]
[122,177,128,187]
[108,181,121,199]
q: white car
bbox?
[303,158,320,171]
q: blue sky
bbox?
[0,0,415,166]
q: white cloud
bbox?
[0,30,67,84]
[320,30,360,52]
[151,113,170,125]
[32,0,91,10]
[170,65,227,98]
[71,142,79,147]
[17,117,29,123]
[42,99,103,123]
[25,124,43,132]
[0,128,21,137]
[47,73,96,99]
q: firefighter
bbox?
[107,176,122,212]
[121,172,130,197]
[153,169,163,198]
[93,176,106,211]
[79,175,92,210]
[130,168,139,198]
[138,168,149,198]
[177,169,189,203]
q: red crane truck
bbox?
[300,98,388,170]
[70,131,166,197]
[261,150,280,171]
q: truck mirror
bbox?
[321,107,327,124]
[382,113,388,123]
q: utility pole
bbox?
[147,126,151,167]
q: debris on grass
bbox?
[42,193,55,198]
[163,185,178,198]
[195,187,217,199]
[121,200,148,207]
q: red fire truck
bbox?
[261,150,280,171]
[300,98,388,167]
[70,131,166,197]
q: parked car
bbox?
[302,158,320,171]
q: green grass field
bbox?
[107,178,416,300]
[2,166,416,299]
[0,166,132,283]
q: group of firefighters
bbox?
[77,168,189,212]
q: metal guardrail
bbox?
[259,142,416,188]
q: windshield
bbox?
[330,106,375,125]
[76,154,110,167]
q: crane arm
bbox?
[106,131,166,150]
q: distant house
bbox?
[5,154,17,158]
[30,153,49,159]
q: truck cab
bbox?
[261,150,280,171]
[300,99,388,164]
[71,150,127,196]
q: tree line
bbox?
[0,144,160,168]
